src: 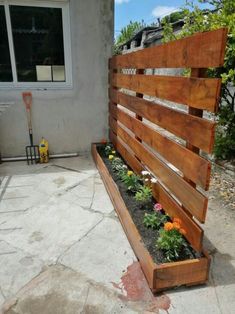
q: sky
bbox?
[115,0,213,37]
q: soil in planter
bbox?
[97,145,202,264]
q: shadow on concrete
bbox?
[203,235,235,287]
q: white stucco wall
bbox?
[0,0,114,157]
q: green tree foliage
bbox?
[162,0,235,159]
[162,10,187,24]
[114,21,145,55]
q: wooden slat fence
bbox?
[108,28,227,252]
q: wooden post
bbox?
[135,69,144,151]
[182,68,208,220]
[185,68,207,188]
[108,59,118,144]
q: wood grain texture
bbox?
[110,28,228,69]
[110,89,215,153]
[110,132,204,252]
[109,118,208,223]
[92,144,209,291]
[111,73,221,112]
[110,103,211,190]
[154,255,209,290]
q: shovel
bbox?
[22,92,39,164]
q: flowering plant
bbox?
[154,203,162,212]
[111,157,123,170]
[121,171,142,193]
[143,202,167,229]
[156,219,187,261]
[141,170,158,185]
[105,144,113,157]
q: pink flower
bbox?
[154,203,162,212]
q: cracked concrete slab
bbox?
[1,197,103,262]
[0,241,43,300]
[1,265,139,314]
[60,217,136,287]
[91,183,114,214]
[51,154,98,175]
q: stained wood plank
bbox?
[110,89,215,153]
[110,28,227,69]
[110,131,204,251]
[111,73,221,113]
[110,117,208,223]
[154,255,209,290]
[110,104,211,190]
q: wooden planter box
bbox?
[92,144,210,292]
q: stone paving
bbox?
[0,156,235,314]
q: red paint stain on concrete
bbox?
[147,295,171,313]
[112,261,171,313]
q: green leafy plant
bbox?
[157,221,187,262]
[104,144,113,157]
[114,20,145,55]
[121,171,142,193]
[111,157,123,171]
[135,185,152,206]
[143,212,167,229]
[111,158,129,179]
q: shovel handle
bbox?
[22,92,33,135]
[22,92,32,111]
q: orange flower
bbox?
[164,222,174,231]
[179,228,186,235]
[173,218,182,225]
[173,222,181,230]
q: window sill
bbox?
[0,82,73,91]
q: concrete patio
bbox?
[0,156,235,314]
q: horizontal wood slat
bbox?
[110,28,227,69]
[109,117,208,223]
[110,89,215,153]
[110,103,211,190]
[154,256,209,290]
[110,131,203,251]
[111,73,221,112]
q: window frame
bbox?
[0,0,72,90]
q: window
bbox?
[0,1,72,89]
[0,6,12,82]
